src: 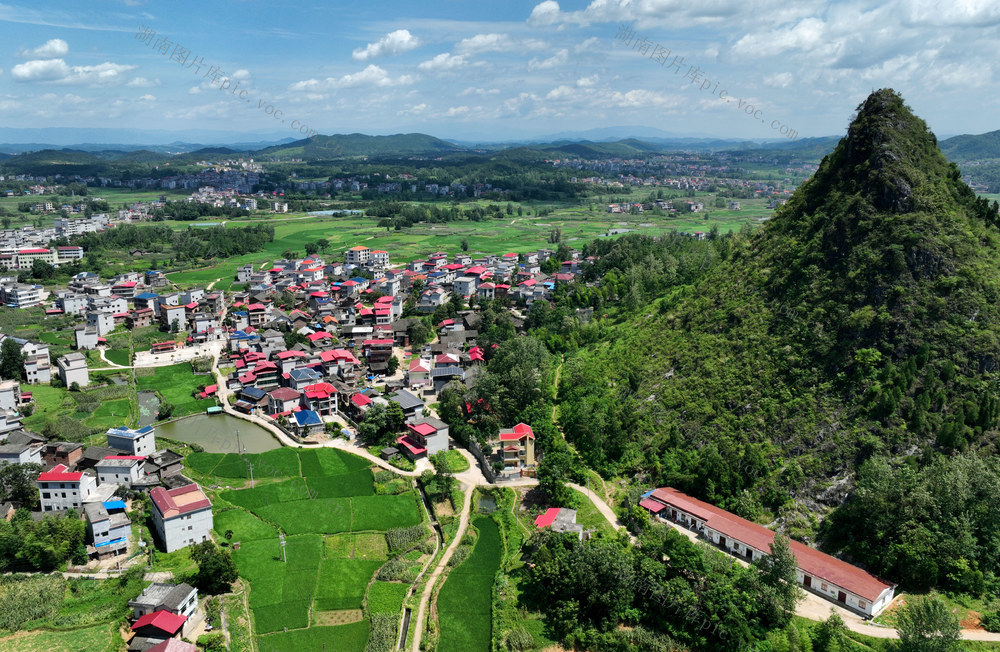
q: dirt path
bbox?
[411,481,474,652]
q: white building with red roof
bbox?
[37,464,97,512]
[640,487,896,617]
[150,484,213,552]
[407,357,432,387]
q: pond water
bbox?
[156,413,282,453]
[137,391,159,427]
[478,496,497,513]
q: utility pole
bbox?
[278,533,286,563]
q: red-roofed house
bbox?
[495,423,535,469]
[303,382,338,415]
[641,487,896,617]
[434,352,460,368]
[267,387,302,415]
[407,357,431,387]
[131,609,187,639]
[37,464,96,512]
[397,418,449,460]
[150,484,213,552]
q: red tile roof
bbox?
[534,508,560,528]
[351,393,372,408]
[132,610,187,634]
[646,487,894,601]
[37,464,83,482]
[407,422,437,437]
[150,484,211,519]
[396,435,427,456]
[499,423,534,441]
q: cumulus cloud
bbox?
[459,86,500,96]
[455,33,514,55]
[11,58,137,85]
[528,0,562,25]
[289,64,413,92]
[138,94,155,101]
[126,76,158,87]
[352,29,421,61]
[418,53,465,71]
[19,38,69,58]
[528,48,568,70]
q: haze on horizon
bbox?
[0,0,997,144]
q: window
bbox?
[821,583,828,591]
[859,601,867,610]
[42,492,50,499]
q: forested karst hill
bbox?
[559,89,1000,527]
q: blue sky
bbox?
[0,0,997,143]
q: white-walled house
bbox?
[150,483,213,552]
[107,425,156,456]
[640,487,896,617]
[37,464,97,512]
[96,455,145,487]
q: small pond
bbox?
[155,413,282,453]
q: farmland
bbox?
[436,516,503,652]
[200,447,427,651]
[134,363,217,417]
[164,198,764,289]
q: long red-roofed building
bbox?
[640,487,895,616]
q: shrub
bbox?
[386,524,426,552]
[981,610,1000,633]
[376,557,410,582]
[365,613,398,652]
[448,545,471,567]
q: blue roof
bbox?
[103,500,126,510]
[242,387,267,400]
[640,489,655,499]
[289,368,319,380]
[95,536,126,548]
[137,425,153,434]
[350,276,366,283]
[294,410,322,426]
[135,292,159,300]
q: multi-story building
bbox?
[495,422,536,469]
[106,425,156,457]
[84,501,130,559]
[37,464,97,512]
[369,250,389,268]
[345,245,370,266]
[96,455,145,487]
[0,283,43,308]
[0,380,20,411]
[57,352,89,388]
[150,483,213,552]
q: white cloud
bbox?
[19,38,69,59]
[546,85,577,100]
[455,33,514,55]
[576,74,598,87]
[529,48,569,70]
[732,17,827,58]
[138,94,155,101]
[11,59,69,82]
[11,58,136,85]
[763,72,793,87]
[126,76,158,87]
[188,86,201,94]
[607,89,682,109]
[418,53,465,71]
[459,86,500,96]
[528,0,562,25]
[232,69,252,80]
[289,65,413,92]
[352,29,421,61]
[444,105,470,117]
[574,37,601,53]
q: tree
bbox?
[460,238,469,251]
[224,530,234,541]
[408,321,430,347]
[813,611,849,652]
[387,355,399,376]
[191,541,239,594]
[0,338,24,381]
[0,463,42,507]
[304,242,319,256]
[753,534,803,628]
[170,318,180,333]
[157,402,175,420]
[537,446,574,507]
[896,594,961,651]
[316,238,330,250]
[69,381,80,392]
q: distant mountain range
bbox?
[0,127,997,167]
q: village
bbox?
[0,227,940,651]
